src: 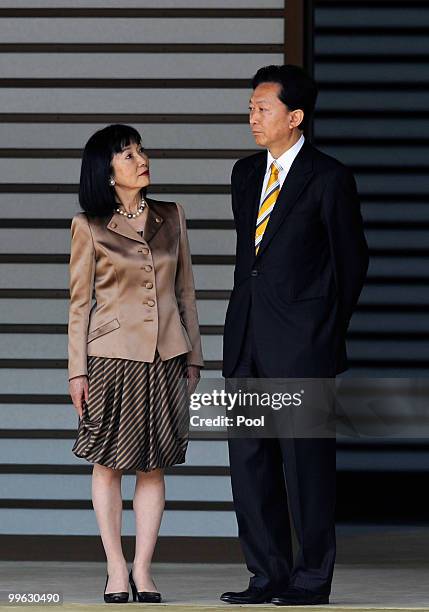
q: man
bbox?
[221,65,369,605]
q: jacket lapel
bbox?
[143,200,165,243]
[241,153,267,260]
[106,212,144,243]
[106,199,164,244]
[254,141,314,260]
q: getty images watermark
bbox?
[182,378,429,439]
[183,378,337,438]
[189,388,304,428]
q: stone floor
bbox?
[2,526,429,609]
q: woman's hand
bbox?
[186,365,201,396]
[69,375,89,419]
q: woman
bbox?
[68,124,203,604]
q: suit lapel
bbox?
[241,153,267,260]
[254,141,314,260]
[143,200,165,243]
[106,199,164,244]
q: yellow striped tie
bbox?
[255,160,282,254]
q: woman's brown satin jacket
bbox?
[68,198,204,380]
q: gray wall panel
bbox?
[0,158,234,184]
[0,333,223,360]
[316,36,429,55]
[0,509,237,537]
[0,0,285,544]
[315,119,429,139]
[0,439,229,466]
[3,227,428,253]
[316,63,429,82]
[0,89,250,113]
[5,0,283,7]
[365,230,429,249]
[0,404,76,429]
[0,474,233,502]
[314,0,429,379]
[3,262,426,290]
[0,302,425,332]
[0,264,234,290]
[0,298,228,325]
[0,265,69,289]
[0,299,229,325]
[0,299,68,323]
[6,330,429,362]
[0,194,234,219]
[0,53,283,79]
[362,204,429,223]
[369,259,429,276]
[355,174,429,194]
[349,341,429,361]
[0,368,228,396]
[316,8,429,27]
[349,313,429,333]
[320,145,429,166]
[362,286,429,304]
[0,228,237,254]
[0,123,255,150]
[0,18,282,44]
[0,369,69,394]
[318,91,429,110]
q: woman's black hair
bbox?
[252,64,318,132]
[79,124,143,217]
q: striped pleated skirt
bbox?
[72,351,189,471]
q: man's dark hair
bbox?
[252,64,318,132]
[79,123,143,217]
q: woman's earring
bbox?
[109,177,115,186]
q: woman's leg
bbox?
[132,467,165,591]
[92,463,129,592]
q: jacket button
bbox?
[111,222,117,228]
[155,217,161,223]
[144,265,152,272]
[142,247,149,255]
[145,282,153,289]
[147,299,155,307]
[251,269,258,276]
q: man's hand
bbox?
[69,375,89,418]
[186,365,201,396]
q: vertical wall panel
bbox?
[0,1,289,558]
[314,0,429,377]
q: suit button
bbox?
[142,247,149,255]
[145,282,153,289]
[147,299,155,307]
[251,269,258,276]
[155,217,161,223]
[111,222,117,228]
[144,265,152,272]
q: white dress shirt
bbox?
[259,134,305,206]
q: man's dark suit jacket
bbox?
[222,139,369,378]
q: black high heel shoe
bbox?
[129,570,162,603]
[103,574,129,604]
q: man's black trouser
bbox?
[227,323,336,595]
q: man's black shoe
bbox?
[220,586,272,604]
[271,586,329,606]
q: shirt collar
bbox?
[266,133,305,174]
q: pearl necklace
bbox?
[115,196,147,219]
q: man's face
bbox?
[249,82,293,149]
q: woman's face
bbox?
[110,141,150,191]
